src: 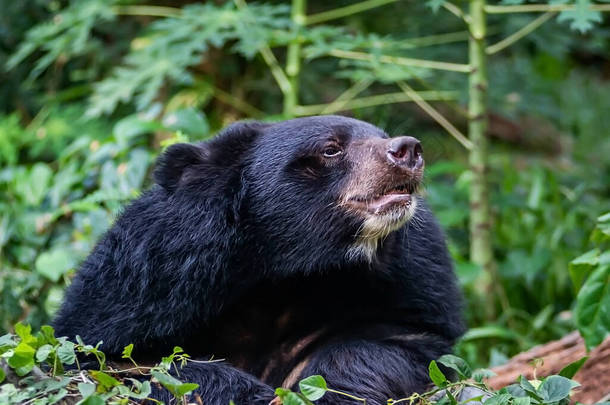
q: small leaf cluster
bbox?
[0,324,200,404]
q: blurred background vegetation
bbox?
[0,0,609,370]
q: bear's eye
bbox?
[322,146,343,158]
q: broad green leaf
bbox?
[36,344,54,362]
[574,264,610,349]
[79,395,105,405]
[163,108,209,137]
[558,356,588,379]
[0,367,5,383]
[512,397,531,405]
[483,393,511,405]
[78,382,96,399]
[299,375,327,401]
[275,387,292,398]
[57,341,76,365]
[89,370,120,393]
[152,371,199,397]
[428,360,447,387]
[35,248,74,282]
[537,375,578,402]
[517,376,541,400]
[437,354,472,380]
[38,326,59,346]
[7,341,36,368]
[283,392,312,405]
[15,323,37,347]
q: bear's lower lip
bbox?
[349,193,412,215]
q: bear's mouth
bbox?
[347,182,418,215]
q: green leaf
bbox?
[38,326,59,346]
[574,264,610,349]
[57,341,76,365]
[557,0,602,33]
[518,376,542,400]
[512,397,531,405]
[152,371,199,397]
[537,375,578,402]
[483,393,511,405]
[298,375,328,401]
[437,354,472,380]
[428,360,447,387]
[35,248,75,282]
[15,323,37,347]
[472,368,496,383]
[283,392,312,405]
[78,382,96,399]
[558,356,588,379]
[275,387,292,398]
[0,367,5,384]
[89,370,120,393]
[7,341,36,369]
[163,108,209,137]
[36,344,54,362]
[79,395,105,405]
[122,343,134,359]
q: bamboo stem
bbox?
[396,81,472,150]
[328,49,471,73]
[305,0,398,25]
[212,86,265,118]
[485,4,610,13]
[293,90,458,116]
[284,0,306,117]
[486,12,555,55]
[468,0,496,315]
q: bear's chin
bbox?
[345,197,418,262]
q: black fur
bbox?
[53,116,464,404]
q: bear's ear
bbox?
[154,121,268,192]
[153,143,208,192]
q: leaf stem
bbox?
[293,90,458,115]
[328,49,471,73]
[305,0,398,25]
[397,81,473,150]
[284,0,306,117]
[485,4,610,13]
[486,12,555,55]
[327,388,367,403]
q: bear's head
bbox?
[154,115,424,271]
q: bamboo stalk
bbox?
[320,78,374,115]
[442,2,472,24]
[284,0,306,117]
[293,90,458,115]
[328,49,471,73]
[305,0,398,25]
[468,0,496,315]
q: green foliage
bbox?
[274,354,581,405]
[570,212,610,349]
[0,324,199,404]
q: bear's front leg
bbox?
[151,361,276,405]
[291,337,451,405]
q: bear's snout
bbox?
[386,136,423,171]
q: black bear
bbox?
[53,115,464,404]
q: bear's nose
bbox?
[386,136,423,169]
